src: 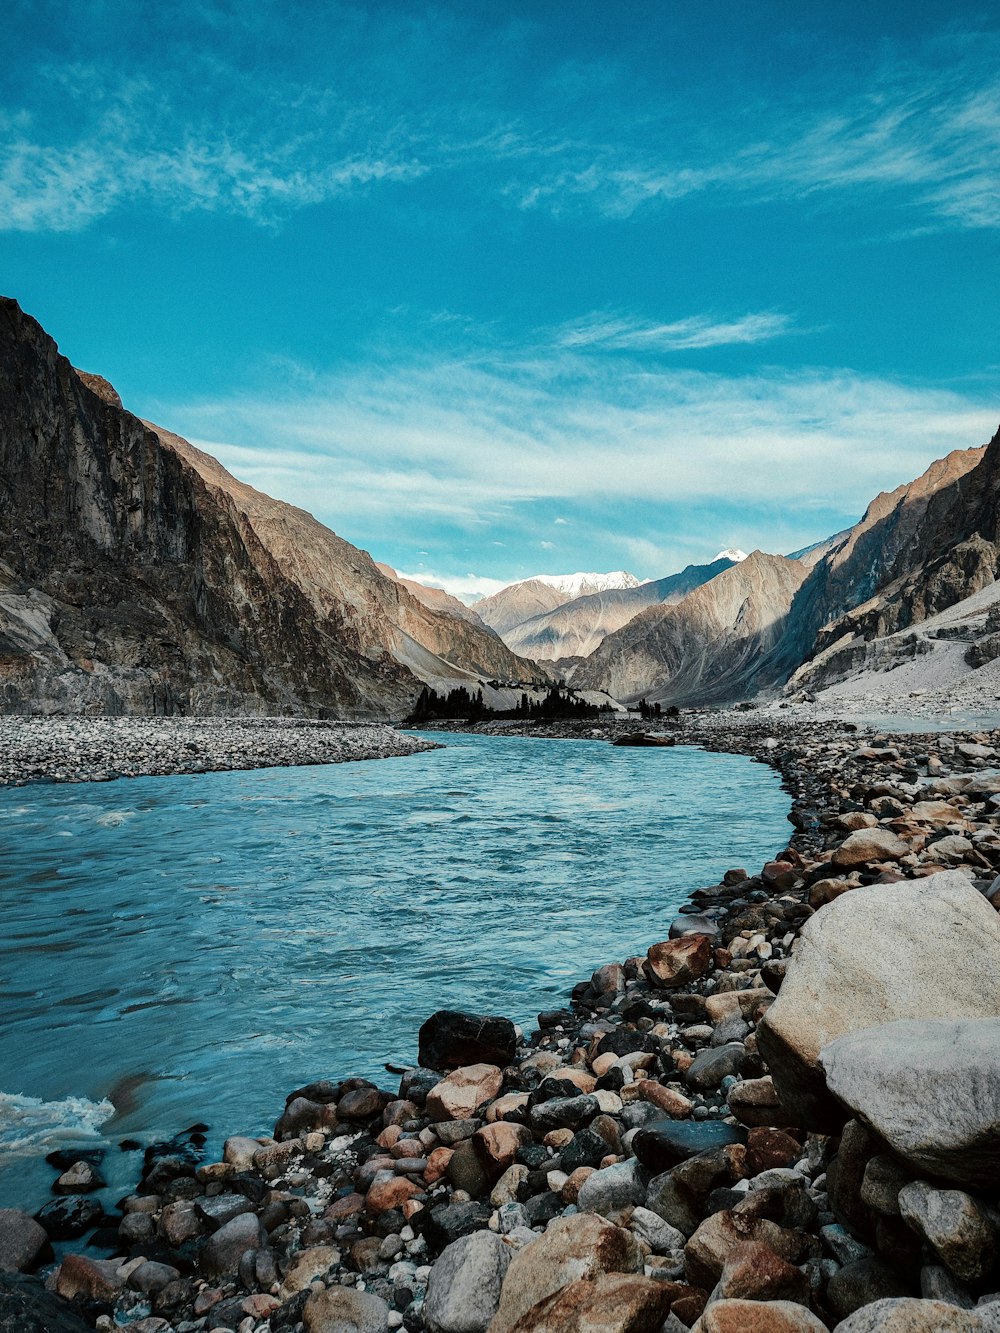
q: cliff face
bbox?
[0,299,538,716]
[575,552,809,705]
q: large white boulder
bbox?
[756,871,1000,1129]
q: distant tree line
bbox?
[408,684,614,723]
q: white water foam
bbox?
[0,1090,115,1159]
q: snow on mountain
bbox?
[713,548,749,563]
[529,571,641,598]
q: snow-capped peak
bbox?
[713,548,749,564]
[529,571,641,599]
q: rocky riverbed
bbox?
[3,714,1000,1333]
[0,718,438,786]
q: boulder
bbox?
[898,1181,998,1282]
[709,1239,810,1305]
[424,1231,512,1333]
[691,1300,828,1332]
[575,1160,646,1217]
[198,1211,266,1277]
[831,828,909,867]
[820,1018,1000,1186]
[0,1210,49,1273]
[632,1121,747,1174]
[757,873,1000,1129]
[505,1273,673,1333]
[488,1213,642,1333]
[0,1272,92,1333]
[645,936,713,989]
[826,1256,912,1320]
[54,1254,124,1302]
[419,1011,518,1071]
[426,1065,504,1122]
[831,1297,982,1331]
[303,1286,391,1333]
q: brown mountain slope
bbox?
[575,552,808,705]
[476,579,572,636]
[503,558,737,662]
[0,297,539,716]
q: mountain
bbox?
[0,298,541,717]
[575,551,809,705]
[374,564,487,627]
[713,548,749,563]
[788,430,1000,693]
[476,571,638,638]
[501,557,739,662]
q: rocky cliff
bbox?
[575,551,809,705]
[0,298,540,717]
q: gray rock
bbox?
[529,1095,599,1132]
[826,1256,913,1320]
[0,1210,49,1273]
[831,1296,983,1331]
[921,1264,975,1308]
[194,1193,254,1231]
[628,1206,686,1255]
[684,1043,747,1091]
[899,1181,999,1282]
[758,872,1000,1130]
[644,1171,700,1238]
[576,1159,646,1216]
[860,1155,911,1217]
[423,1230,511,1333]
[303,1286,391,1333]
[821,1018,1000,1186]
[198,1211,265,1277]
[820,1224,874,1267]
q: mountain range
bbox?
[2,296,998,719]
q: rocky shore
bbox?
[3,714,1000,1333]
[0,718,438,786]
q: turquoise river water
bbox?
[0,731,790,1210]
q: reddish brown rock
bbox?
[691,1299,829,1332]
[645,936,713,989]
[337,1086,391,1120]
[712,1239,811,1304]
[425,1064,504,1121]
[640,1083,693,1117]
[55,1254,125,1302]
[506,1273,674,1333]
[473,1122,532,1179]
[366,1176,422,1214]
[745,1127,803,1175]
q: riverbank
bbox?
[3,714,1000,1333]
[0,717,438,786]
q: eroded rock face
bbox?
[821,1019,1000,1187]
[756,872,1000,1129]
[0,298,538,718]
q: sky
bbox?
[2,0,998,600]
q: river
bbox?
[0,731,790,1210]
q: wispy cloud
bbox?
[556,311,793,352]
[2,23,998,232]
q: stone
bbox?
[195,1192,254,1230]
[744,1128,802,1175]
[279,1246,341,1297]
[826,1257,913,1320]
[860,1154,910,1217]
[530,1095,600,1133]
[710,1239,810,1305]
[303,1285,391,1333]
[0,1210,49,1273]
[424,1230,511,1333]
[576,1160,646,1216]
[447,1139,493,1198]
[426,1065,504,1122]
[831,1297,982,1331]
[685,1044,747,1091]
[126,1260,179,1294]
[646,936,713,989]
[0,1271,92,1333]
[419,1011,518,1072]
[639,1083,693,1117]
[473,1123,531,1180]
[54,1254,124,1302]
[489,1213,643,1333]
[422,1200,492,1250]
[505,1273,673,1333]
[198,1211,266,1277]
[821,1018,1000,1186]
[831,828,909,867]
[898,1181,998,1282]
[632,1120,747,1173]
[690,1300,828,1332]
[728,1077,797,1128]
[758,873,1000,1129]
[223,1135,261,1170]
[338,1086,390,1120]
[628,1206,686,1255]
[683,1210,806,1289]
[52,1160,105,1194]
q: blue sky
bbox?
[2,0,998,598]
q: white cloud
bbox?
[395,570,509,602]
[540,540,556,549]
[169,344,997,551]
[556,311,793,352]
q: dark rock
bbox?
[418,1201,492,1251]
[529,1095,599,1132]
[522,1191,565,1227]
[826,1256,914,1319]
[418,1011,517,1071]
[0,1272,91,1333]
[684,1042,748,1091]
[0,1210,50,1273]
[594,1029,657,1058]
[633,1121,748,1174]
[198,1212,266,1277]
[194,1193,254,1231]
[560,1129,609,1173]
[34,1196,105,1241]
